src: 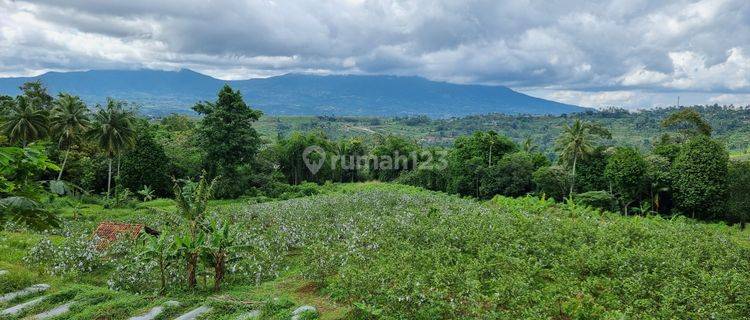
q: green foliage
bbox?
[19,80,54,109]
[1,96,49,146]
[274,131,336,184]
[480,151,535,198]
[88,99,136,197]
[726,161,750,224]
[202,217,243,291]
[0,145,60,229]
[50,93,90,180]
[644,154,672,213]
[369,134,419,181]
[139,230,176,293]
[447,131,518,196]
[604,147,647,214]
[661,108,713,137]
[193,85,262,197]
[532,165,572,201]
[555,119,611,196]
[671,135,729,219]
[241,184,750,318]
[574,147,609,192]
[173,173,217,289]
[395,166,448,192]
[574,190,618,212]
[120,128,172,197]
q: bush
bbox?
[575,191,618,212]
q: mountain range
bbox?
[0,69,586,117]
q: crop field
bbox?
[2,183,750,319]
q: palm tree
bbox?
[555,120,595,197]
[522,137,538,153]
[1,97,49,147]
[88,99,135,198]
[50,94,90,180]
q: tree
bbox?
[572,147,610,193]
[532,165,572,201]
[193,85,262,197]
[370,135,420,181]
[447,131,518,197]
[120,127,172,197]
[661,108,712,137]
[726,161,750,228]
[275,131,335,184]
[604,147,647,215]
[671,136,728,219]
[336,137,366,182]
[50,94,90,180]
[522,137,539,153]
[644,155,672,214]
[19,80,54,110]
[1,97,49,147]
[555,120,611,197]
[88,99,136,198]
[480,152,535,198]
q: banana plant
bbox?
[175,230,205,290]
[202,217,244,291]
[140,230,176,294]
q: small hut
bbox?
[93,221,159,248]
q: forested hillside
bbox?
[257,105,750,157]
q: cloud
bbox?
[0,0,749,108]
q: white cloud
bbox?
[709,93,750,106]
[1,0,749,107]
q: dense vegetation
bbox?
[2,81,750,318]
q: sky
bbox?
[1,0,749,109]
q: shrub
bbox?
[574,191,618,212]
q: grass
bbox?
[3,182,750,318]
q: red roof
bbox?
[94,221,144,245]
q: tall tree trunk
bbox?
[107,157,113,199]
[115,156,121,198]
[569,153,578,197]
[57,147,70,181]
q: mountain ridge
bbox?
[0,69,586,117]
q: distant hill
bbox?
[0,69,586,117]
